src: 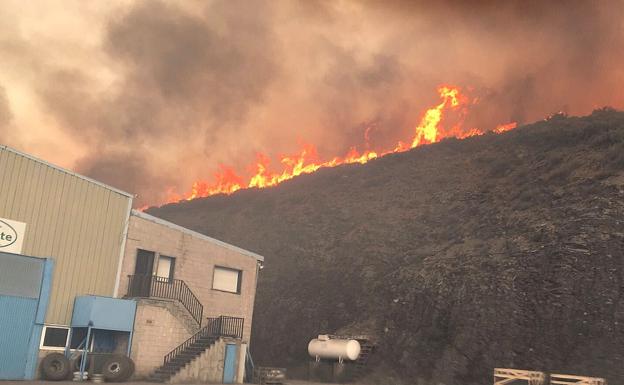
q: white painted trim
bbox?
[39,324,93,352]
[132,210,265,262]
[40,324,70,351]
[113,197,134,298]
[0,144,134,198]
[237,343,247,383]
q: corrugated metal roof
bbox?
[131,209,265,262]
[0,145,134,198]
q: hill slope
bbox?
[148,109,624,384]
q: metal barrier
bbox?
[550,374,606,385]
[494,369,606,385]
[494,368,546,385]
[207,315,245,339]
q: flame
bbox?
[493,122,517,133]
[154,85,518,207]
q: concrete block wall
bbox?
[118,212,260,343]
[170,338,245,384]
[130,300,194,378]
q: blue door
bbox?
[0,296,39,379]
[223,344,239,384]
[0,252,54,380]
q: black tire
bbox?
[41,353,71,381]
[70,352,90,373]
[101,355,132,382]
[126,357,135,380]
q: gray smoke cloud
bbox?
[33,0,279,205]
[0,85,14,141]
[0,86,11,127]
[1,0,623,206]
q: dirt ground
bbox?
[0,381,341,385]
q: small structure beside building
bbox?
[0,144,264,383]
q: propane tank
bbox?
[308,335,361,361]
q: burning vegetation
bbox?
[163,85,517,204]
[148,108,624,385]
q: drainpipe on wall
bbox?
[113,196,134,298]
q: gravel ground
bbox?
[0,381,339,385]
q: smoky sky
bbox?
[0,86,11,130]
[1,0,623,206]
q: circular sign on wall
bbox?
[0,220,18,248]
[0,217,26,254]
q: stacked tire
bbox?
[41,352,135,382]
[41,353,71,381]
[101,354,135,382]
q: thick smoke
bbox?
[1,0,623,205]
[0,86,11,130]
[33,0,279,204]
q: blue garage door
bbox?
[0,252,53,380]
[0,296,39,379]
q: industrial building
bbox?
[0,144,264,382]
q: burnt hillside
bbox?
[148,109,624,385]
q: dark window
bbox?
[70,328,89,349]
[42,327,68,348]
[134,249,155,276]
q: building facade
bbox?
[0,145,264,382]
[119,210,262,378]
[0,145,132,326]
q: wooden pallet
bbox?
[254,366,287,385]
[494,368,546,385]
[550,374,606,385]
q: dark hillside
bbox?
[148,109,624,384]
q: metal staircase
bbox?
[148,316,244,383]
[148,333,217,382]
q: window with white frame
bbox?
[212,266,242,294]
[40,326,69,350]
[40,326,90,350]
[156,255,175,281]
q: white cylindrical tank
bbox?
[308,337,361,361]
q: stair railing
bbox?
[163,318,215,366]
[162,315,245,366]
[126,274,203,325]
[212,315,245,339]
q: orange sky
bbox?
[1,0,623,206]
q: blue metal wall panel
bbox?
[24,324,43,380]
[0,252,44,298]
[0,295,38,380]
[25,258,54,379]
[35,258,54,324]
[0,255,52,380]
[71,296,136,332]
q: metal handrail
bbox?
[162,316,245,366]
[126,274,203,325]
[211,315,245,339]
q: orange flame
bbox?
[493,122,517,133]
[155,85,517,207]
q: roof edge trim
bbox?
[131,209,265,262]
[1,145,135,198]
